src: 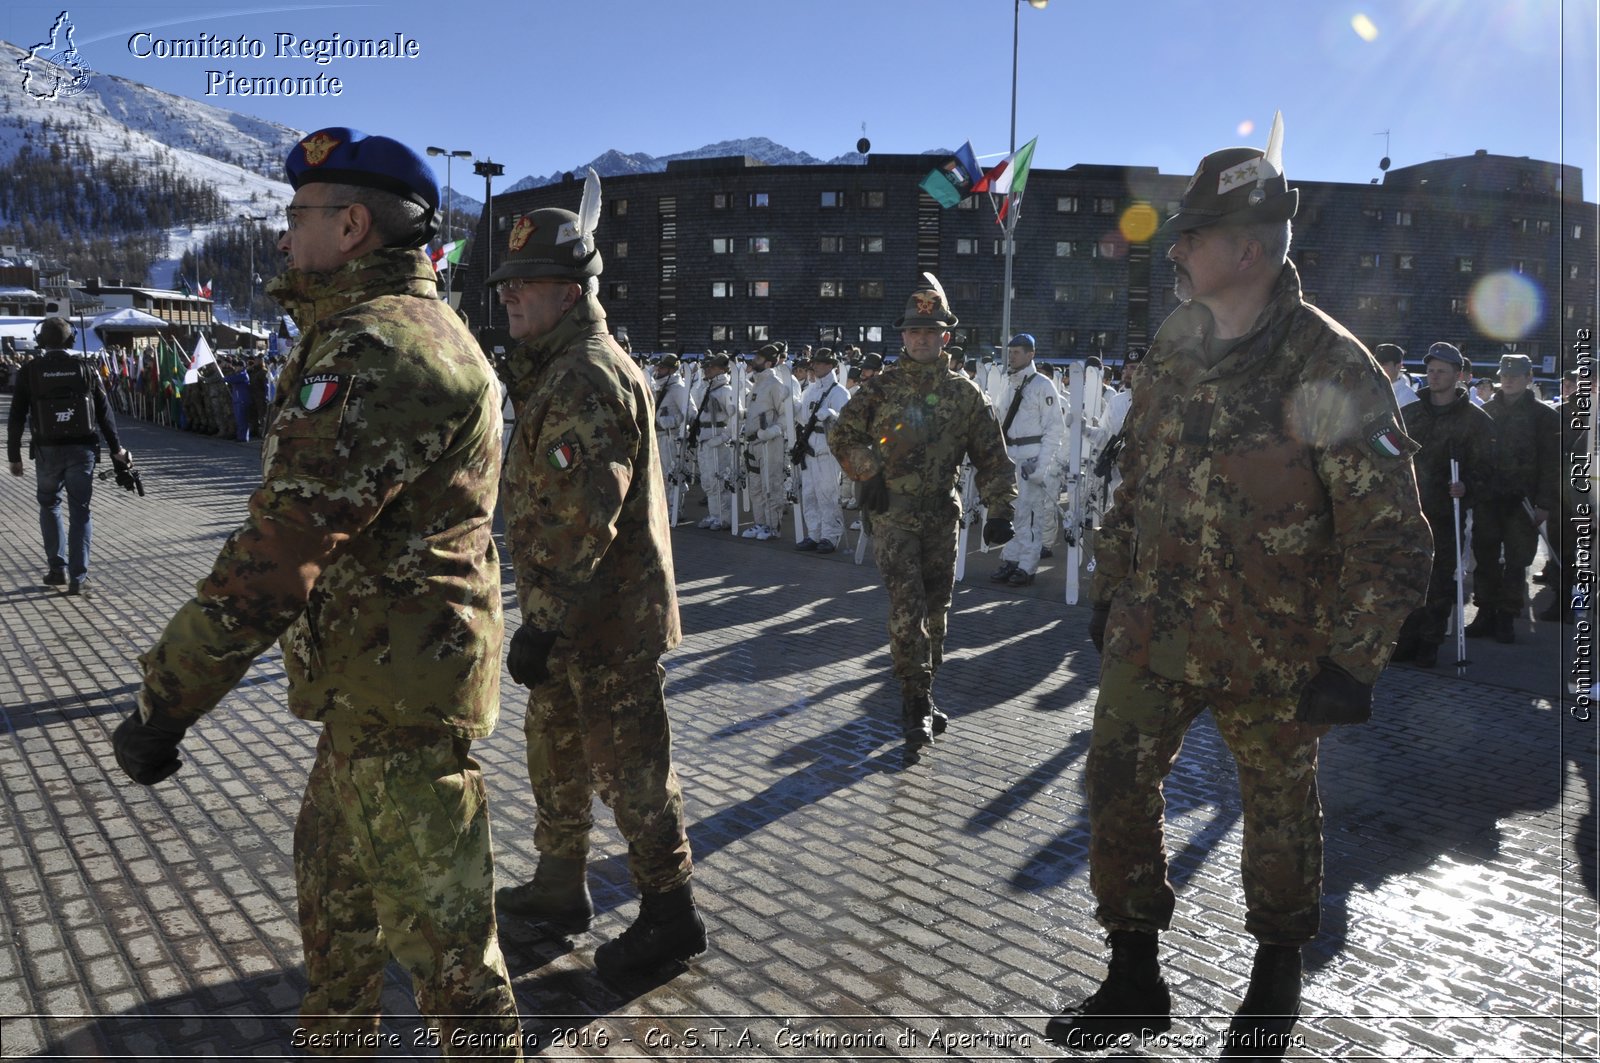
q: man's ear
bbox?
[338,203,376,254]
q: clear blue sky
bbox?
[4,0,1596,197]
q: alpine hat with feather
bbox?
[892,272,959,330]
[1161,111,1298,234]
[487,167,605,284]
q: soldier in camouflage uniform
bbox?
[489,169,706,981]
[112,128,522,1058]
[1049,123,1430,1057]
[829,277,1016,747]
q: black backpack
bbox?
[28,356,96,444]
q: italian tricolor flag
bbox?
[973,137,1039,224]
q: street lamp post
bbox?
[240,213,266,336]
[1000,0,1048,353]
[473,158,505,330]
[426,146,474,305]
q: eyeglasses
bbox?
[493,277,570,296]
[284,203,351,231]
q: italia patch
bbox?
[547,438,582,470]
[298,373,347,412]
[1368,426,1405,458]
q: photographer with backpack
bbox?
[7,316,132,596]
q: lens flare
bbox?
[1236,119,1255,138]
[1120,203,1160,244]
[1351,13,1380,42]
[1468,271,1542,341]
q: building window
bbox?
[1535,219,1552,235]
[746,324,769,341]
[820,191,845,208]
[711,325,733,342]
[712,238,733,254]
[1397,253,1414,271]
[748,236,771,253]
[749,192,769,208]
[1395,210,1413,226]
[711,281,732,299]
[820,235,844,253]
[859,280,884,299]
[712,193,729,210]
[1091,330,1116,350]
[611,199,628,217]
[1096,285,1117,304]
[1057,196,1080,213]
[1450,296,1468,314]
[1055,329,1078,349]
[858,325,883,343]
[954,282,981,302]
[1572,264,1583,280]
[1094,197,1117,215]
[819,280,844,299]
[1054,284,1074,303]
[1457,257,1474,273]
[860,190,886,209]
[748,280,771,298]
[1055,241,1075,258]
[615,241,629,259]
[1356,295,1380,311]
[1575,225,1585,240]
[956,197,980,211]
[1359,253,1379,269]
[860,235,885,253]
[1395,295,1411,312]
[956,238,978,255]
[608,282,628,300]
[1098,238,1121,258]
[1362,206,1383,222]
[818,326,843,344]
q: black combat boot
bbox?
[594,882,707,979]
[43,567,66,588]
[902,690,934,746]
[928,695,948,736]
[1219,944,1302,1059]
[1045,930,1171,1046]
[495,855,593,934]
[1463,609,1495,638]
[990,560,1018,582]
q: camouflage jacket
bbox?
[1093,261,1430,692]
[139,248,505,736]
[503,293,680,663]
[1400,388,1497,516]
[829,351,1016,526]
[1479,390,1561,512]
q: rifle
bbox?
[97,451,145,497]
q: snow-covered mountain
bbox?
[503,136,868,194]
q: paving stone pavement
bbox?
[0,398,1595,1061]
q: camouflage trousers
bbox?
[1471,496,1541,613]
[870,514,959,696]
[296,726,522,1059]
[1087,658,1329,946]
[523,655,693,893]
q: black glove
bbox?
[112,448,133,470]
[1295,657,1374,725]
[982,517,1015,546]
[507,625,559,687]
[112,706,189,786]
[1089,603,1110,653]
[860,472,890,514]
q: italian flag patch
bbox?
[1368,427,1405,457]
[547,440,581,470]
[299,373,346,412]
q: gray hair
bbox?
[341,185,431,247]
[1238,219,1293,266]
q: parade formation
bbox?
[0,104,1585,1063]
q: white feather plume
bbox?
[920,271,947,303]
[577,166,602,255]
[1263,111,1285,179]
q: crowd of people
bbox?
[2,118,1578,1061]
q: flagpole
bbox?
[1002,0,1047,354]
[427,147,474,307]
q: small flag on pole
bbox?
[918,141,983,209]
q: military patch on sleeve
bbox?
[1045,394,1055,406]
[547,438,582,470]
[298,373,348,412]
[1368,424,1406,458]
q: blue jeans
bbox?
[35,444,97,579]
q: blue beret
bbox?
[1007,333,1036,350]
[286,127,439,214]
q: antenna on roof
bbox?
[1375,129,1391,173]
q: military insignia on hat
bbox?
[1367,425,1406,458]
[547,438,582,470]
[914,293,937,316]
[298,372,347,412]
[555,220,580,245]
[508,216,536,252]
[299,132,340,167]
[1217,155,1263,196]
